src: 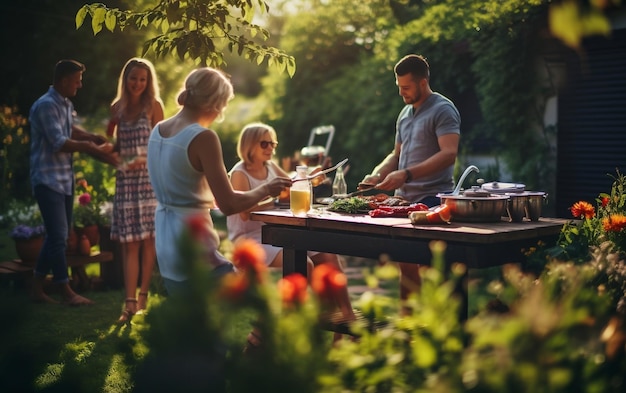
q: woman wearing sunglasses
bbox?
[227,122,355,346]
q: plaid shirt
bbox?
[29,86,74,196]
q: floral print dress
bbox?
[110,111,157,243]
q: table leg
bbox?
[282,248,308,278]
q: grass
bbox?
[0,214,502,392]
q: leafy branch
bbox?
[75,0,296,76]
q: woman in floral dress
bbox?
[108,58,164,322]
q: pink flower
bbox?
[78,193,91,206]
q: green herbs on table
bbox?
[328,197,371,213]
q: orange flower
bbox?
[570,201,595,219]
[77,179,88,189]
[278,273,308,307]
[232,238,267,280]
[311,263,347,306]
[601,197,609,207]
[602,214,626,233]
[219,272,250,301]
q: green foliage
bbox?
[0,106,31,212]
[464,260,622,393]
[548,169,626,262]
[260,0,566,191]
[76,0,296,75]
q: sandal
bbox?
[243,330,262,355]
[117,298,137,324]
[137,292,149,313]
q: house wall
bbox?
[556,27,626,217]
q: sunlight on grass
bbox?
[35,363,64,389]
[104,354,132,393]
[66,341,96,363]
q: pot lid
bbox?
[481,181,525,194]
[462,186,491,197]
[437,192,509,200]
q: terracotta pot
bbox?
[76,225,100,247]
[14,236,44,266]
[79,235,92,256]
[66,229,78,254]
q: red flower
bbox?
[184,214,212,242]
[311,263,347,306]
[219,272,250,301]
[601,197,609,207]
[570,201,595,219]
[78,193,91,206]
[278,273,308,307]
[232,238,267,281]
[602,214,626,233]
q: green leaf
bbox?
[104,11,116,32]
[160,19,169,34]
[75,6,88,29]
[286,58,296,78]
[91,7,106,35]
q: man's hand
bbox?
[359,173,381,189]
[89,142,121,167]
[374,170,407,191]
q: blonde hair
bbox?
[177,68,234,117]
[237,122,277,164]
[111,57,162,119]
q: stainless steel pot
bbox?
[504,191,547,222]
[438,191,509,222]
[505,192,528,222]
[526,191,547,221]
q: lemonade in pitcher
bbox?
[290,165,311,217]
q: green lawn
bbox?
[0,213,501,392]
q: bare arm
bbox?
[189,130,291,216]
[151,100,165,127]
[364,134,459,191]
[360,144,401,188]
[60,124,119,166]
[229,170,254,221]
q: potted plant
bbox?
[2,202,46,265]
[73,191,102,247]
[73,178,113,247]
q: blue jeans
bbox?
[34,184,73,284]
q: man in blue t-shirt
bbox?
[360,54,461,312]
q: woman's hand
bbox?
[266,176,292,198]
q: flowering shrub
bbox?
[1,200,45,240]
[134,214,626,392]
[10,224,45,240]
[73,179,110,227]
[553,169,626,261]
[0,105,30,211]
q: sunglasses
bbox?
[260,140,278,149]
